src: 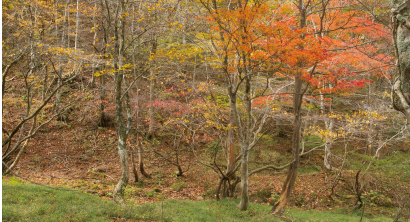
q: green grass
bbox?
[287,208,392,222]
[3,178,394,222]
[2,178,156,222]
[297,165,322,174]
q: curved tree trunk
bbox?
[272,76,304,214]
[391,1,410,125]
[138,139,151,178]
[272,1,308,214]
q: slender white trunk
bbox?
[75,0,80,50]
[148,36,157,133]
[149,69,155,132]
[324,119,334,170]
[320,83,334,170]
[67,0,70,48]
[90,2,97,88]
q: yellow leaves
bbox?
[383,91,391,98]
[122,63,133,69]
[304,126,337,140]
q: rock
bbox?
[153,187,161,193]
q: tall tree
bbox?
[271,0,310,214]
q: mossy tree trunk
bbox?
[391,0,410,125]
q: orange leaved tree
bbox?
[200,0,329,211]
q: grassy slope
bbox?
[3,179,393,222]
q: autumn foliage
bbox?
[2,0,409,219]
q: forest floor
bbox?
[3,115,403,220]
[3,179,393,222]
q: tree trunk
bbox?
[392,1,410,125]
[66,0,70,48]
[148,36,157,135]
[226,73,237,178]
[321,91,334,170]
[238,145,249,211]
[90,2,97,89]
[138,139,151,178]
[130,147,139,182]
[90,65,97,89]
[75,0,80,50]
[113,1,129,203]
[55,61,63,121]
[149,69,155,133]
[323,118,334,170]
[272,76,304,214]
[98,67,107,127]
[238,59,252,211]
[272,1,307,214]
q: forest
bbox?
[2,0,410,221]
